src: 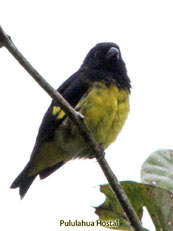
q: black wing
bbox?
[33,69,89,149]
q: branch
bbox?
[0,25,144,231]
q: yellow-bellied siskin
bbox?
[11,42,131,199]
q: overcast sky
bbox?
[0,0,173,230]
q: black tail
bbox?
[39,161,65,179]
[10,170,37,199]
[11,161,65,199]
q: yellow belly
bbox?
[28,82,129,175]
[79,82,130,148]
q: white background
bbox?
[0,0,173,230]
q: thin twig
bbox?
[0,25,145,231]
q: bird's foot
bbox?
[88,143,105,159]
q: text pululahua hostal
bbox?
[59,219,119,227]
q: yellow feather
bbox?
[52,106,61,115]
[28,82,129,175]
[78,82,129,148]
[52,106,66,119]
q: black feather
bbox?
[39,161,65,179]
[11,42,131,198]
[10,166,37,199]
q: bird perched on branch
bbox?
[11,42,131,199]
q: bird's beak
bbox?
[106,47,120,59]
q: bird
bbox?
[11,42,131,199]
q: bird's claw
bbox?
[88,143,105,160]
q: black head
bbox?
[83,42,123,71]
[82,42,131,91]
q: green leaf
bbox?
[141,149,173,192]
[95,183,135,230]
[95,181,173,231]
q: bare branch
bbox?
[0,25,145,231]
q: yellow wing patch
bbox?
[52,106,66,119]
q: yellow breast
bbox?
[28,82,130,175]
[78,82,130,148]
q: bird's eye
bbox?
[94,52,98,58]
[106,47,120,59]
